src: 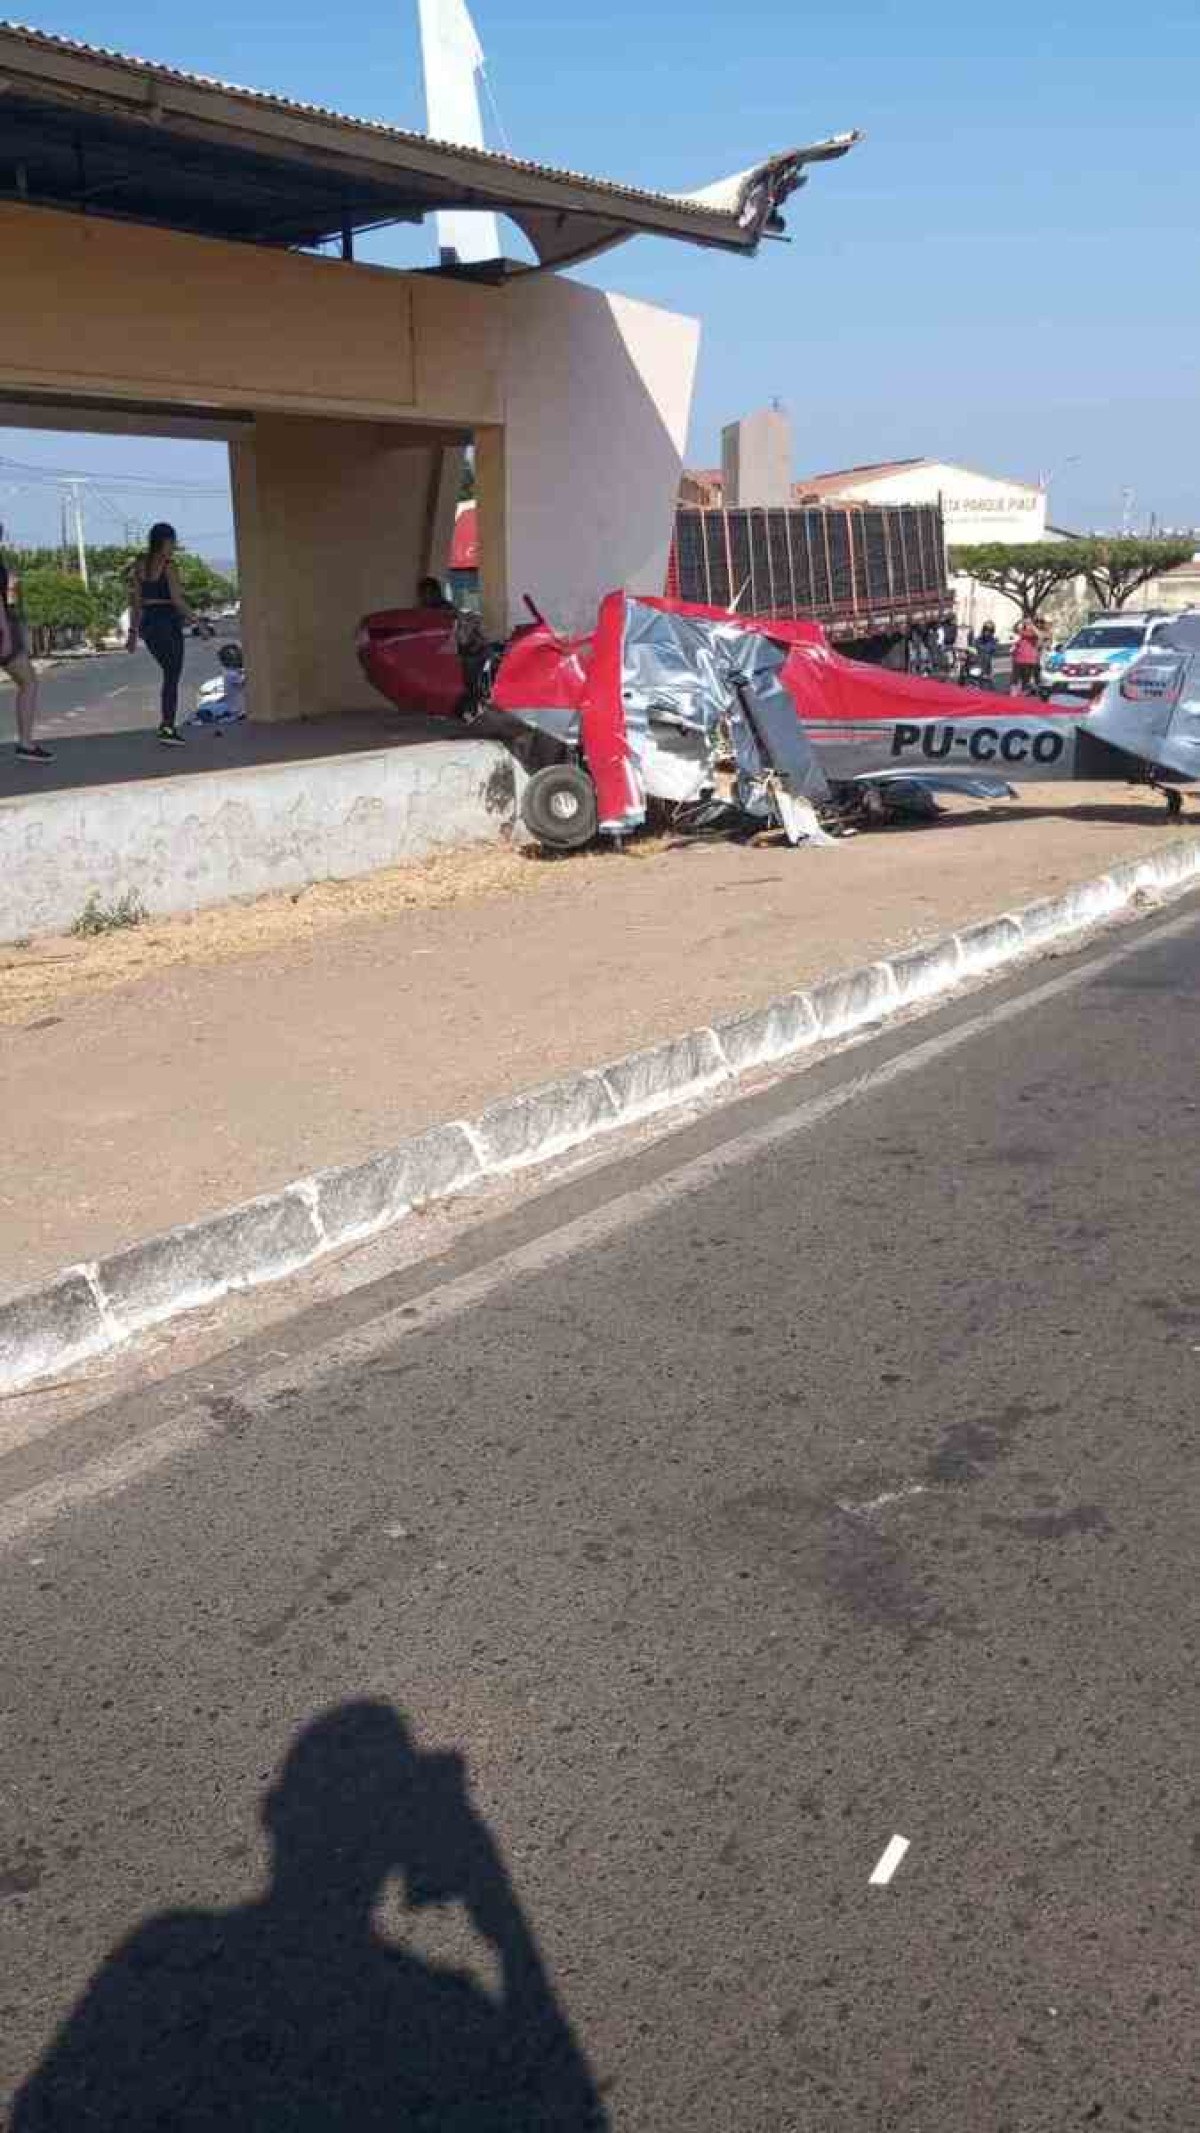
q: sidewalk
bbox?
[0,703,450,800]
[0,787,1192,1299]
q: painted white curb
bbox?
[3,835,1198,1393]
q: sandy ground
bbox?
[0,842,648,1025]
[1,785,1195,1296]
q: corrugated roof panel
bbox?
[0,20,859,241]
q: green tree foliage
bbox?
[17,568,101,653]
[951,537,1196,622]
[949,542,1088,622]
[1081,537,1195,610]
[7,544,236,648]
[173,551,236,611]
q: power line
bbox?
[0,453,229,496]
[479,66,511,157]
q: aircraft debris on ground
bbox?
[359,597,1200,852]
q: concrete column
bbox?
[231,414,437,722]
[227,435,282,729]
[497,279,698,634]
[474,425,508,639]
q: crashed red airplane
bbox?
[359,594,1199,850]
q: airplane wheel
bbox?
[520,763,598,850]
[1165,787,1183,819]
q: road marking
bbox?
[3,895,1200,1549]
[0,1413,214,1551]
[837,1485,927,1517]
[869,1835,910,1885]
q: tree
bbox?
[948,541,1086,623]
[173,551,237,611]
[16,568,100,654]
[951,536,1197,624]
[1081,537,1195,610]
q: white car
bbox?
[1041,612,1175,699]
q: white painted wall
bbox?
[500,278,700,634]
[721,406,792,507]
[833,461,1047,546]
[0,742,515,941]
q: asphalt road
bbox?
[2,901,1198,2128]
[0,639,227,741]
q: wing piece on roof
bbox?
[676,135,862,239]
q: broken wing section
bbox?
[1081,613,1200,786]
[676,134,862,238]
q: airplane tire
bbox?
[520,763,598,850]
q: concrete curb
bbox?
[4,833,1199,1393]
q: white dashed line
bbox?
[837,1484,927,1517]
[869,1834,910,1886]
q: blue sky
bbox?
[3,1,1198,552]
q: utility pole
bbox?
[64,480,89,586]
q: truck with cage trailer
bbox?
[665,500,952,657]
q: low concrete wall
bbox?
[0,740,515,940]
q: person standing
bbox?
[1010,617,1042,696]
[416,574,456,611]
[0,525,52,763]
[975,618,998,688]
[127,523,207,745]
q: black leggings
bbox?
[141,610,184,729]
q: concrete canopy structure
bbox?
[0,23,860,723]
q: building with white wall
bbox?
[721,407,792,509]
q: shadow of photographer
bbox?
[12,1699,607,2130]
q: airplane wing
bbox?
[675,135,862,238]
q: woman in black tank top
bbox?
[128,521,208,745]
[0,522,51,763]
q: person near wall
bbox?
[0,525,52,763]
[974,618,998,689]
[1010,617,1042,696]
[416,575,456,612]
[127,523,209,746]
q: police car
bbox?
[1040,612,1174,699]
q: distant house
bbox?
[677,467,723,507]
[1143,554,1200,613]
